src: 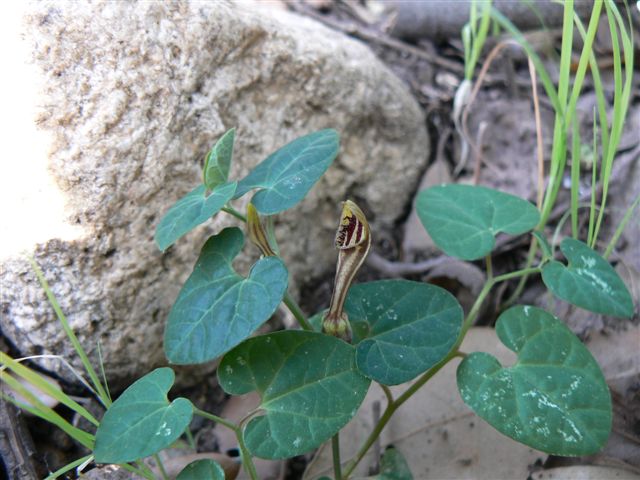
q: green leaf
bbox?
[218,331,370,459]
[94,368,193,464]
[233,129,339,215]
[457,306,612,456]
[164,227,288,364]
[416,184,540,260]
[203,128,235,190]
[373,446,414,480]
[345,280,463,385]
[542,238,633,318]
[155,182,237,252]
[176,459,225,480]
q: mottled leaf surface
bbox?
[542,238,633,317]
[164,228,288,364]
[203,128,235,190]
[417,184,539,260]
[94,368,193,463]
[155,182,237,251]
[176,459,225,480]
[457,306,611,456]
[218,331,370,459]
[345,280,463,385]
[234,129,339,215]
[373,446,414,480]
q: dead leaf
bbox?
[584,324,640,470]
[465,96,551,201]
[402,157,452,258]
[531,465,640,480]
[426,258,485,296]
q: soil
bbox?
[3,1,639,479]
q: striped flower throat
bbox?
[322,200,371,342]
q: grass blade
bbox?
[1,374,94,449]
[604,194,640,259]
[570,117,581,238]
[1,352,99,426]
[44,455,93,480]
[29,258,111,407]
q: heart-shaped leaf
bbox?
[542,238,633,318]
[203,128,235,191]
[344,280,463,385]
[164,227,288,364]
[233,129,339,215]
[176,459,225,480]
[218,331,370,459]
[155,182,237,252]
[416,184,540,260]
[94,368,193,463]
[374,446,414,480]
[457,306,612,456]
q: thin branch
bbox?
[528,57,545,209]
[287,0,465,74]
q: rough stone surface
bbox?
[1,1,428,387]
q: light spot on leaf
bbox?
[576,268,612,294]
[155,421,172,437]
[580,255,596,268]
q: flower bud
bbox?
[322,200,371,342]
[247,203,276,257]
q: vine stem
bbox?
[185,428,196,449]
[502,237,540,308]
[153,453,169,480]
[332,433,343,480]
[283,291,313,331]
[342,351,455,478]
[194,408,259,480]
[133,461,156,480]
[459,267,541,339]
[342,265,542,478]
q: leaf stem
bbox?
[497,238,539,309]
[118,463,154,480]
[185,427,196,449]
[193,408,237,433]
[153,453,169,480]
[332,433,343,480]
[222,205,247,222]
[381,384,394,406]
[283,291,313,331]
[485,254,493,280]
[460,266,541,339]
[134,461,156,480]
[194,408,258,480]
[237,432,259,480]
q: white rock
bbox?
[1,1,428,386]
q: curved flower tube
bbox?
[322,200,371,342]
